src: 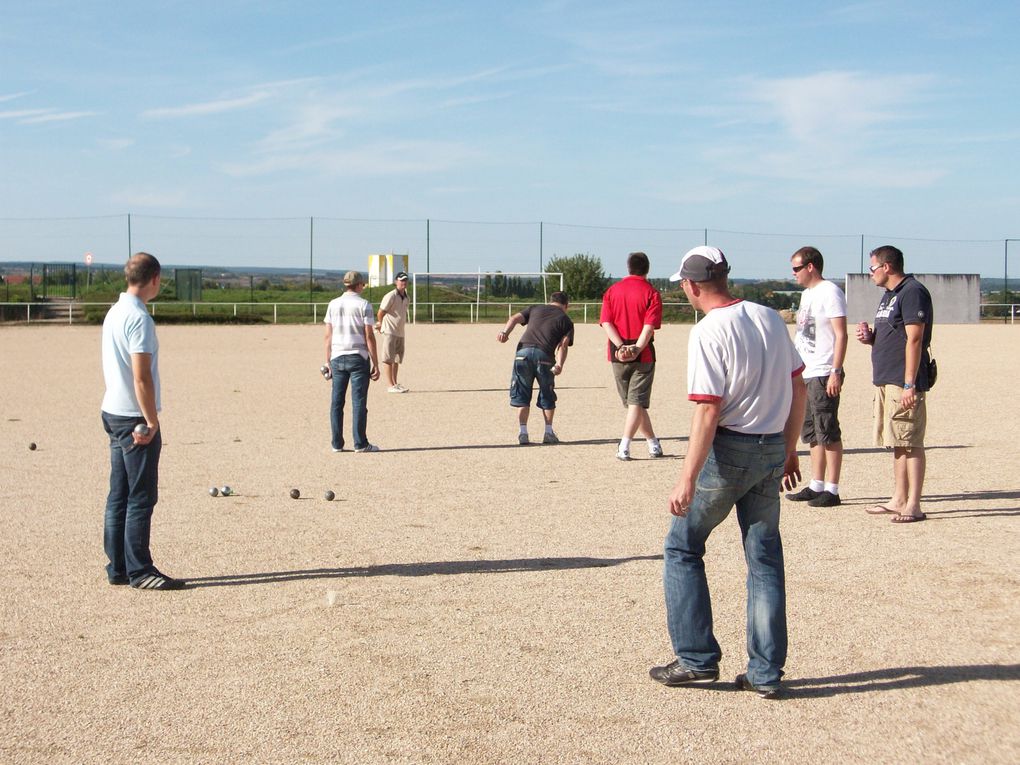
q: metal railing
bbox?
[0,300,700,325]
[3,300,1017,325]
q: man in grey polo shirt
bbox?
[100,252,184,591]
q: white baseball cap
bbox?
[668,246,731,283]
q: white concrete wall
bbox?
[845,273,980,325]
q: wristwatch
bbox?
[831,367,843,374]
[903,382,914,390]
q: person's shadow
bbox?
[782,664,1020,698]
[184,553,663,588]
[695,664,1020,697]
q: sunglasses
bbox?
[791,264,808,273]
[869,263,886,273]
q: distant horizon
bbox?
[0,212,1013,281]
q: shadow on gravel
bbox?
[840,444,970,456]
[184,553,663,588]
[382,436,688,453]
[782,664,1020,697]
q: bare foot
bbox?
[865,504,900,515]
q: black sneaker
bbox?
[735,673,782,699]
[131,572,186,591]
[785,486,821,502]
[108,574,130,586]
[649,659,719,686]
[807,491,841,507]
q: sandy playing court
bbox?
[1,321,1017,764]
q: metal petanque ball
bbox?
[209,487,219,497]
[134,423,150,436]
[221,486,232,496]
[290,488,300,499]
[29,442,37,451]
[324,490,335,501]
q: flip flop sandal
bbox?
[890,513,927,523]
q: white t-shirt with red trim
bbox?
[688,299,804,435]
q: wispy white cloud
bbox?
[745,70,936,145]
[0,91,32,104]
[98,137,135,150]
[19,110,98,124]
[439,92,513,109]
[0,107,97,124]
[220,140,482,178]
[254,102,358,154]
[0,108,51,120]
[688,69,947,191]
[243,66,532,162]
[142,92,270,119]
[110,189,188,208]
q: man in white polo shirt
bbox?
[101,252,184,591]
[323,270,381,452]
[649,246,805,699]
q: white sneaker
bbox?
[395,383,409,392]
[648,443,664,458]
[387,385,403,393]
[616,447,631,461]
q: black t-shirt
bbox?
[871,275,934,390]
[518,304,575,357]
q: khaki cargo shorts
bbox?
[379,333,405,364]
[874,384,926,448]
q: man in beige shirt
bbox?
[375,271,410,393]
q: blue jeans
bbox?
[102,411,161,582]
[330,354,370,450]
[663,428,788,688]
[509,346,557,410]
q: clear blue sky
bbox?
[2,1,1018,278]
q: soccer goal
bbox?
[410,271,564,323]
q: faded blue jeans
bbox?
[102,411,161,582]
[663,428,788,688]
[330,353,370,451]
[509,346,557,410]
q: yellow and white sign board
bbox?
[368,253,409,287]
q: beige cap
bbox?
[342,270,365,287]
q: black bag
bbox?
[927,349,937,389]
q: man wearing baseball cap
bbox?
[649,246,806,699]
[376,271,410,393]
[322,270,381,452]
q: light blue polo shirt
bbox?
[101,292,161,416]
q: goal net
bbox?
[410,271,564,323]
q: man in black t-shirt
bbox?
[855,245,934,524]
[497,291,574,445]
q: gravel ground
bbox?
[1,321,1017,764]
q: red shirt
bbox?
[599,275,663,362]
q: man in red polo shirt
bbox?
[600,252,664,461]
